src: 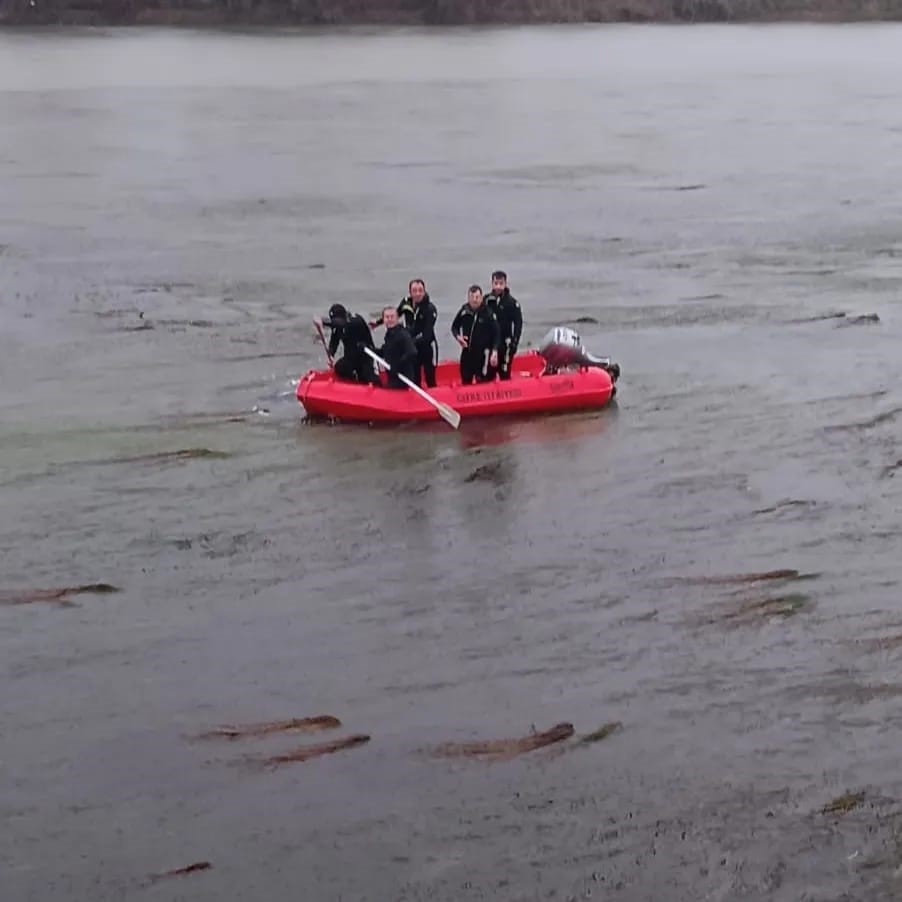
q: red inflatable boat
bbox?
[297,350,617,424]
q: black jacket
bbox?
[325,313,375,358]
[485,289,523,346]
[396,297,416,331]
[451,302,500,353]
[374,295,436,343]
[379,324,418,379]
[410,296,438,351]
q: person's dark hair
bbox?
[408,279,426,292]
[491,270,507,281]
[468,284,482,296]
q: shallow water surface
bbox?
[3,23,902,902]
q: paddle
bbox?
[312,318,334,366]
[364,346,461,430]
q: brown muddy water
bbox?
[4,23,902,901]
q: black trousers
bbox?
[498,340,517,380]
[416,341,437,388]
[335,352,376,384]
[460,347,495,384]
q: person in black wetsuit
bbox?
[484,270,523,381]
[371,279,439,388]
[406,279,439,388]
[450,285,500,384]
[377,306,419,389]
[321,303,378,384]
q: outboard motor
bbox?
[538,326,620,380]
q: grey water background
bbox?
[4,22,902,901]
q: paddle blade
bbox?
[437,403,461,430]
[391,364,461,430]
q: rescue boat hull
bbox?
[297,351,616,424]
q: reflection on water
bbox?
[456,405,619,449]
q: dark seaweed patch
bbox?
[260,734,371,767]
[579,722,623,744]
[430,722,574,761]
[0,583,120,607]
[194,715,341,741]
[145,861,211,885]
[822,791,865,816]
[674,568,813,586]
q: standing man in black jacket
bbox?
[372,279,439,388]
[451,285,500,384]
[484,270,523,381]
[407,279,439,388]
